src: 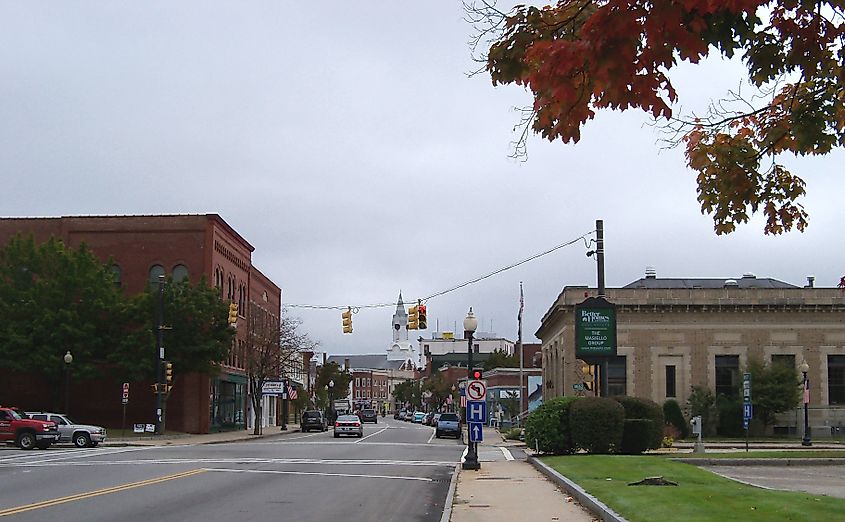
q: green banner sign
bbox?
[575,298,617,357]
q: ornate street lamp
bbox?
[63,350,73,414]
[462,307,480,470]
[800,361,811,447]
[328,379,335,424]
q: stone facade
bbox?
[537,283,845,433]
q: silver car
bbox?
[333,414,363,438]
[26,412,107,448]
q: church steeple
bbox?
[392,292,408,342]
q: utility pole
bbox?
[155,275,165,435]
[596,219,609,398]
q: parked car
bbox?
[300,410,328,432]
[398,410,408,421]
[432,413,442,426]
[0,406,60,450]
[393,410,401,420]
[359,409,378,424]
[412,411,426,423]
[333,414,363,438]
[25,412,107,448]
[422,412,434,426]
[435,412,462,439]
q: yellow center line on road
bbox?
[0,468,206,517]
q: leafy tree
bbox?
[744,356,801,430]
[393,379,423,409]
[423,373,453,410]
[0,235,136,394]
[482,348,519,370]
[469,1,844,234]
[687,385,718,437]
[315,361,352,415]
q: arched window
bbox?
[149,264,165,285]
[111,264,122,287]
[172,264,189,283]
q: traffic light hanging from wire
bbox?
[417,301,427,330]
[408,305,419,330]
[342,307,353,334]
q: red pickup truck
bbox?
[0,406,61,449]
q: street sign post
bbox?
[743,372,752,451]
[121,382,129,437]
[469,422,483,442]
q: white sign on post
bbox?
[466,380,487,401]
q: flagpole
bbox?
[518,282,524,422]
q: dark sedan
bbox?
[301,410,327,432]
[359,409,378,424]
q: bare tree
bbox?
[245,303,316,435]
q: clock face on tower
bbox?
[394,324,400,330]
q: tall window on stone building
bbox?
[715,355,740,397]
[771,354,796,369]
[665,365,677,398]
[607,356,626,396]
[829,355,845,405]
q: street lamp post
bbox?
[462,307,480,471]
[328,379,335,424]
[800,361,812,446]
[63,351,73,414]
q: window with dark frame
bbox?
[715,355,740,397]
[829,355,845,405]
[665,365,677,398]
[607,356,627,396]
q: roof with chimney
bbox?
[623,270,799,289]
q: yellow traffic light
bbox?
[342,307,353,334]
[418,302,427,330]
[165,361,173,384]
[408,305,419,330]
[228,302,239,325]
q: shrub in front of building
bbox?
[620,419,654,454]
[524,396,579,454]
[613,396,665,449]
[663,399,689,439]
[571,397,625,454]
[715,395,744,437]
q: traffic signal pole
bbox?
[155,275,165,435]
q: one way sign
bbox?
[469,422,483,442]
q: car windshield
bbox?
[303,411,321,418]
[337,415,359,422]
[9,410,22,420]
[363,410,375,415]
[439,413,459,421]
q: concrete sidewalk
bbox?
[449,427,598,522]
[104,424,301,446]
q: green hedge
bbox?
[614,396,664,449]
[663,399,689,439]
[571,397,625,454]
[620,419,654,454]
[524,396,579,454]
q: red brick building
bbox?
[0,214,281,433]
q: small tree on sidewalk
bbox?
[245,304,316,435]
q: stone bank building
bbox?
[537,272,845,434]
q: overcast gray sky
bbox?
[2,2,843,358]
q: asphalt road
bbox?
[0,418,466,521]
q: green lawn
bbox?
[543,455,845,522]
[668,450,845,459]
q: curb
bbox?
[440,464,460,522]
[528,456,627,522]
[674,457,845,466]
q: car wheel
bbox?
[91,442,99,447]
[334,433,339,438]
[74,432,92,448]
[17,432,36,450]
[435,432,440,438]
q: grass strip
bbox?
[543,454,845,522]
[667,450,845,459]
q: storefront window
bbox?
[210,377,246,431]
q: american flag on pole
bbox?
[287,384,297,400]
[803,377,810,405]
[518,282,524,322]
